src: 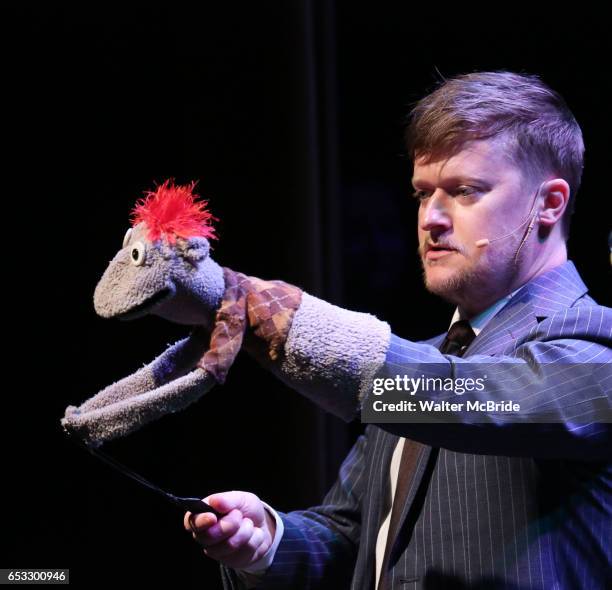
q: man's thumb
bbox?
[206,491,245,515]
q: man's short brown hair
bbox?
[405,71,584,237]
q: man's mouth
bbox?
[425,244,458,261]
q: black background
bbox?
[6,4,611,588]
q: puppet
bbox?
[61,179,390,446]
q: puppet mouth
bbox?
[118,288,174,321]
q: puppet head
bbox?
[93,179,225,325]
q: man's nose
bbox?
[420,192,452,233]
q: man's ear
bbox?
[178,237,211,261]
[538,179,570,227]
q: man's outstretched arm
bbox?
[242,282,611,460]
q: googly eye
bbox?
[123,227,133,248]
[130,241,146,266]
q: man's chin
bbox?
[423,266,472,303]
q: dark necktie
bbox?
[378,320,476,590]
[439,319,476,356]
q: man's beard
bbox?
[420,238,521,310]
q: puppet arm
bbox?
[218,269,391,423]
[61,328,216,445]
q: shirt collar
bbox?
[450,289,520,335]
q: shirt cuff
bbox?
[238,501,284,574]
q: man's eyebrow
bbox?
[411,176,492,187]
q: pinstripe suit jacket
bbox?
[222,261,611,589]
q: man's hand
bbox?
[184,491,277,570]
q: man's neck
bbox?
[459,246,568,318]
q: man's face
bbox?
[414,139,536,312]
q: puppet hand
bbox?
[184,491,276,570]
[197,268,302,383]
[204,266,391,423]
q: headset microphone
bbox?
[474,212,538,248]
[473,185,542,263]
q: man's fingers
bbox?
[245,525,267,558]
[205,518,255,559]
[183,490,272,569]
[183,491,244,533]
[190,508,243,546]
[206,525,268,569]
[207,491,251,515]
[183,511,217,532]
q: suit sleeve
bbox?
[262,292,611,460]
[377,306,612,460]
[220,429,369,589]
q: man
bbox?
[184,71,611,589]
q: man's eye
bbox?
[456,186,476,197]
[411,190,429,201]
[411,187,477,201]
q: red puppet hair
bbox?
[130,179,217,244]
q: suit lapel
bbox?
[353,427,399,590]
[355,428,432,590]
[466,298,538,356]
